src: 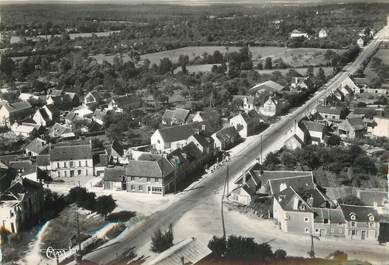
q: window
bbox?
[324,219,329,224]
[304,217,309,222]
[85,161,88,167]
[351,230,356,236]
[147,178,150,183]
[350,214,356,221]
[154,178,158,182]
[351,221,356,227]
[139,185,143,191]
[57,162,60,168]
[339,229,343,233]
[70,161,74,167]
[304,228,310,233]
[78,170,82,175]
[131,185,135,191]
[131,177,135,181]
[10,210,14,217]
[332,115,336,119]
[369,222,375,228]
[79,161,82,167]
[315,229,319,233]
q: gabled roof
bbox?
[233,110,260,125]
[50,141,92,161]
[3,101,32,113]
[156,124,194,143]
[143,237,211,265]
[25,138,47,155]
[301,120,325,132]
[249,80,285,94]
[312,207,345,224]
[340,204,379,222]
[162,108,190,124]
[112,94,141,108]
[274,186,311,212]
[37,154,50,167]
[189,134,214,149]
[125,157,174,179]
[110,140,124,157]
[356,189,389,207]
[232,95,255,105]
[182,142,202,160]
[268,175,315,195]
[214,126,239,143]
[346,117,365,130]
[103,166,126,182]
[316,105,345,115]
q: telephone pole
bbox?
[75,211,82,264]
[260,134,263,164]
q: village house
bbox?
[249,80,285,97]
[284,134,304,150]
[49,123,75,139]
[312,207,346,238]
[370,115,389,138]
[25,137,47,157]
[0,177,43,240]
[32,105,58,127]
[341,76,362,94]
[47,91,79,110]
[318,28,328,38]
[0,101,33,127]
[229,110,260,138]
[83,91,100,109]
[355,189,389,214]
[191,109,222,131]
[316,105,347,122]
[232,95,256,113]
[300,120,327,144]
[49,141,93,178]
[151,124,194,153]
[338,117,366,139]
[357,37,365,48]
[366,86,389,95]
[10,122,41,138]
[290,29,309,39]
[107,140,129,165]
[211,126,239,151]
[162,108,190,126]
[92,108,108,126]
[187,134,215,158]
[103,156,175,195]
[291,77,309,90]
[340,204,380,240]
[259,96,280,117]
[18,93,39,102]
[108,94,142,112]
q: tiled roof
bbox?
[111,140,124,157]
[340,204,379,222]
[250,80,285,94]
[215,126,239,143]
[143,237,211,265]
[346,117,365,130]
[269,175,315,195]
[49,142,92,161]
[113,94,141,108]
[103,166,125,182]
[301,120,325,132]
[312,207,345,224]
[162,108,190,124]
[3,101,32,113]
[316,105,344,115]
[36,154,50,167]
[356,189,389,207]
[125,157,174,179]
[157,124,194,143]
[182,142,202,160]
[189,134,213,149]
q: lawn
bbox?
[91,46,343,68]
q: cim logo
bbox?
[45,246,68,260]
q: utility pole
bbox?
[260,134,263,164]
[221,161,229,240]
[308,234,320,258]
[75,211,82,264]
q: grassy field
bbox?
[370,48,389,65]
[92,46,342,68]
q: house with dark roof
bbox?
[107,140,128,165]
[312,207,346,238]
[187,134,215,157]
[284,134,304,150]
[229,110,260,138]
[49,141,93,178]
[162,108,190,126]
[33,105,58,127]
[47,91,79,110]
[341,76,361,94]
[108,94,142,112]
[25,138,47,156]
[338,117,366,139]
[124,156,175,195]
[0,101,33,127]
[316,105,347,122]
[191,109,221,131]
[211,126,239,151]
[300,120,327,145]
[103,166,126,191]
[151,124,194,153]
[340,204,380,240]
[232,95,256,113]
[0,177,43,238]
[355,189,389,213]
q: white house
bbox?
[11,122,40,138]
[290,29,309,39]
[0,102,33,127]
[357,38,365,48]
[318,29,328,38]
[32,105,57,127]
[341,76,361,94]
[259,96,280,117]
[229,110,260,138]
[151,124,194,153]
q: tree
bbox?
[326,134,341,146]
[337,195,365,206]
[264,57,272,69]
[208,236,226,257]
[159,57,174,75]
[263,152,281,170]
[151,225,174,253]
[274,249,287,259]
[95,195,117,218]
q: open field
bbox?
[91,46,342,68]
[370,48,389,65]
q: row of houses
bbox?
[231,162,383,240]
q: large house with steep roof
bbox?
[211,126,239,151]
[33,105,58,127]
[300,120,327,144]
[0,101,33,127]
[249,80,285,96]
[103,155,175,195]
[316,105,347,122]
[25,138,47,157]
[259,96,280,117]
[151,124,194,153]
[338,117,366,139]
[49,141,93,178]
[108,94,142,112]
[229,110,260,138]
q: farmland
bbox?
[91,46,343,68]
[370,48,389,65]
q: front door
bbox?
[148,186,151,194]
[361,230,366,240]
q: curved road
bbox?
[79,27,387,265]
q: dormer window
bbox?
[350,214,356,221]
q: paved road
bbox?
[79,27,387,265]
